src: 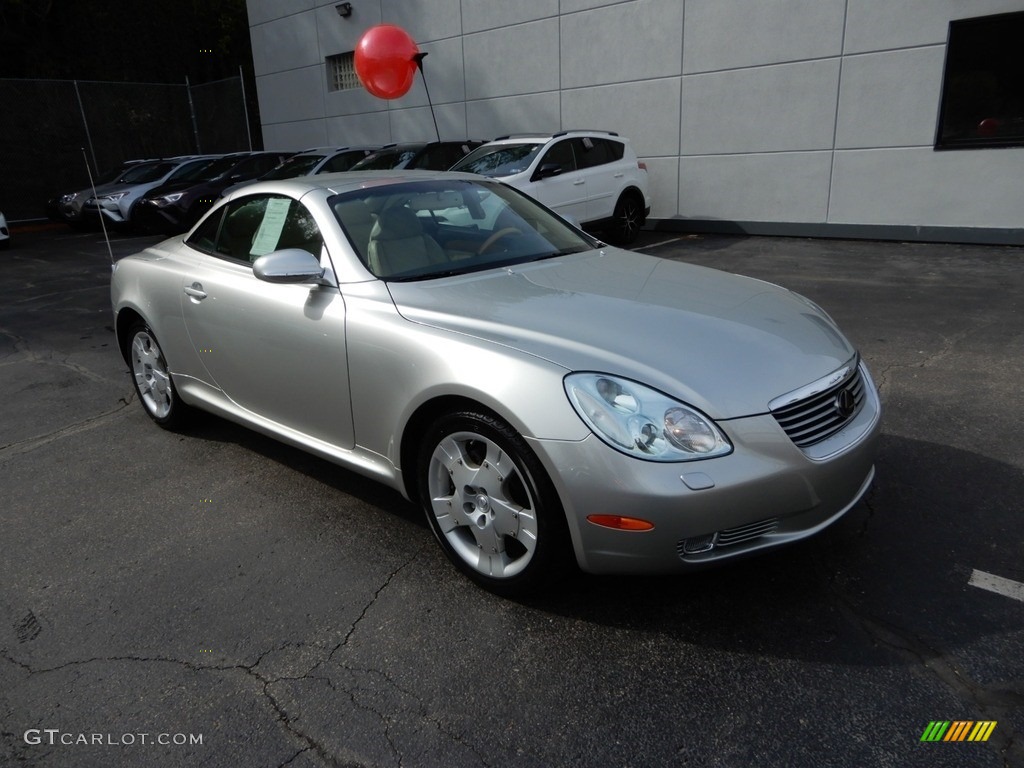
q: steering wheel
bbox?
[477,227,521,255]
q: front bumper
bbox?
[82,200,128,225]
[530,371,881,575]
[134,200,187,233]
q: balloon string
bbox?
[414,53,440,142]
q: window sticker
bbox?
[250,198,291,257]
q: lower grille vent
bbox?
[677,517,779,558]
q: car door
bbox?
[577,138,621,223]
[523,139,588,223]
[179,193,354,448]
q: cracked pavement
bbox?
[1,228,1022,767]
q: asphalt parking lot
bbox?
[2,224,1022,768]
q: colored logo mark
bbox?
[920,721,997,742]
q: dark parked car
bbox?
[135,152,292,233]
[81,155,223,229]
[49,159,157,225]
[349,141,485,172]
[220,145,380,198]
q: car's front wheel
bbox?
[418,410,571,595]
[126,323,190,429]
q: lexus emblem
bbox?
[834,389,856,420]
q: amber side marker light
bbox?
[586,515,654,531]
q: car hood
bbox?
[78,182,119,198]
[386,249,855,419]
[90,180,159,197]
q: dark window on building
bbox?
[935,11,1024,149]
[327,52,360,92]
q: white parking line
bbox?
[968,569,1024,603]
[633,236,687,251]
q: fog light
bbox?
[586,515,654,531]
[681,533,717,554]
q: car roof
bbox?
[225,169,490,199]
[488,130,623,143]
[292,145,381,156]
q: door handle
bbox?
[184,282,207,301]
[573,179,585,186]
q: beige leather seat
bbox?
[367,206,448,277]
[333,199,375,264]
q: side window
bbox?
[185,195,324,264]
[577,137,617,168]
[539,140,576,173]
[253,154,286,175]
[581,137,610,168]
[322,151,364,172]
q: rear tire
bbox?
[606,192,644,245]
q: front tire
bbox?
[126,323,191,429]
[418,410,571,595]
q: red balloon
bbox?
[355,25,420,100]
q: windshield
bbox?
[321,149,372,172]
[261,155,323,180]
[350,147,421,171]
[117,161,175,184]
[330,179,598,281]
[450,143,543,177]
[166,158,215,182]
[405,143,476,171]
[190,155,246,182]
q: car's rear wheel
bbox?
[126,323,190,429]
[418,410,571,595]
[607,191,644,245]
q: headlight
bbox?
[564,373,732,462]
[99,192,127,202]
[151,192,184,207]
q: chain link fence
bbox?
[0,75,255,222]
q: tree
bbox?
[0,0,253,85]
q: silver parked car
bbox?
[111,171,881,595]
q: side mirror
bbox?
[253,249,325,284]
[532,163,563,181]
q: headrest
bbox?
[335,199,373,226]
[371,206,423,241]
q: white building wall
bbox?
[248,0,1024,242]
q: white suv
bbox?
[450,130,650,244]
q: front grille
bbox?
[677,517,779,558]
[771,365,865,447]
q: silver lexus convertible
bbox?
[111,171,881,595]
